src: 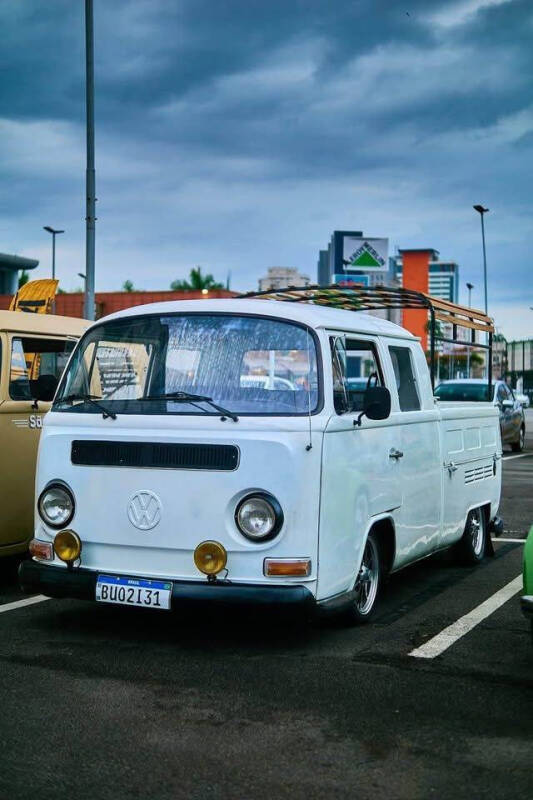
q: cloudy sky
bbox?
[1,0,531,338]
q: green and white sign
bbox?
[343,237,388,271]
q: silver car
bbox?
[434,379,526,452]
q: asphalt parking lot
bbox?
[1,417,532,800]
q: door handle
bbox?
[389,448,404,460]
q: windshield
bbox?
[55,314,319,416]
[434,382,494,401]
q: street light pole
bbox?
[43,226,65,282]
[84,0,96,321]
[466,282,474,377]
[473,205,489,314]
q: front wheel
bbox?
[457,507,487,565]
[343,532,381,625]
[511,425,525,453]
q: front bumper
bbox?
[521,595,533,620]
[18,560,315,613]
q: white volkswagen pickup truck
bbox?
[19,289,502,623]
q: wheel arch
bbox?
[365,514,396,577]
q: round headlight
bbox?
[53,530,82,563]
[235,493,283,541]
[38,483,75,529]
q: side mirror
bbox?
[354,386,391,426]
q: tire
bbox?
[342,532,381,625]
[511,425,525,453]
[457,507,487,565]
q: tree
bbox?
[122,280,135,292]
[170,266,223,292]
[18,270,29,288]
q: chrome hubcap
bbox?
[354,538,379,615]
[469,509,484,556]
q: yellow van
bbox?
[0,311,88,556]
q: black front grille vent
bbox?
[71,440,239,471]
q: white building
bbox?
[258,267,310,292]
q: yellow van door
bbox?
[0,333,74,555]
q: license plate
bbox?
[96,575,172,610]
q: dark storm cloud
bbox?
[0,0,531,337]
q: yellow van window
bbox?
[9,337,74,402]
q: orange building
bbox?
[399,248,439,351]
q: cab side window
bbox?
[9,337,74,401]
[389,346,420,411]
[330,337,382,413]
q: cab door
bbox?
[0,333,73,551]
[497,383,521,444]
[384,342,442,567]
[318,333,402,599]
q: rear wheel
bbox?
[511,425,525,453]
[457,507,487,565]
[343,532,381,625]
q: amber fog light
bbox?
[53,530,82,564]
[29,539,53,561]
[264,558,311,577]
[194,541,227,576]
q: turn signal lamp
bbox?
[29,539,53,561]
[264,558,311,577]
[194,541,227,576]
[53,530,82,564]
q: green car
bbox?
[522,527,533,640]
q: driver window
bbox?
[9,336,74,402]
[330,337,382,414]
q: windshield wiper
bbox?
[54,393,117,420]
[141,391,238,422]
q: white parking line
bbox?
[492,537,526,543]
[502,453,532,462]
[0,595,50,615]
[409,575,522,659]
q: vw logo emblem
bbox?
[127,490,162,531]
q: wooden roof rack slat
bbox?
[242,284,494,392]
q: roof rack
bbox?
[242,284,494,392]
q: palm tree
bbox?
[171,266,223,292]
[18,270,29,288]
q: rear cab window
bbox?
[388,345,421,412]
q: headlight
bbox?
[38,483,75,529]
[235,493,283,541]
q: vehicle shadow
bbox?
[25,548,482,657]
[0,554,28,598]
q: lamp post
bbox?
[84,0,96,321]
[466,282,474,377]
[473,205,489,314]
[43,226,64,282]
